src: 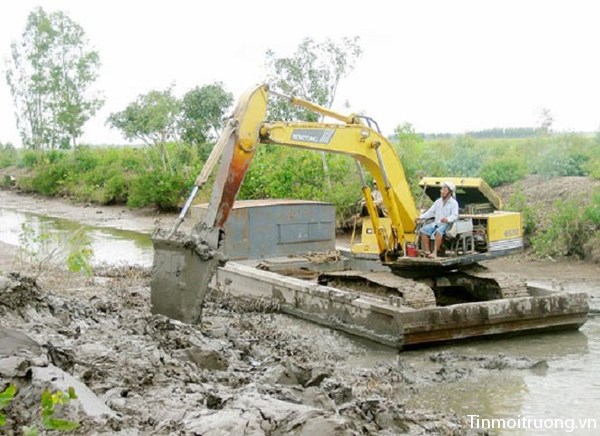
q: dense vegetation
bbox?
[1,130,599,260]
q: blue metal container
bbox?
[191,199,336,260]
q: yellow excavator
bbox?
[151,84,525,322]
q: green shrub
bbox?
[66,232,94,276]
[532,134,595,177]
[446,136,484,176]
[1,175,11,188]
[479,158,526,187]
[118,148,145,171]
[0,142,18,168]
[72,146,99,171]
[16,176,35,192]
[401,137,452,180]
[101,172,128,204]
[20,150,41,168]
[30,162,69,196]
[584,189,600,225]
[506,185,537,237]
[531,200,587,257]
[46,149,67,164]
[585,157,600,180]
[75,163,129,204]
[240,147,361,222]
[240,147,278,199]
[128,170,189,211]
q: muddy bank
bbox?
[0,189,174,234]
[0,267,522,434]
[0,271,454,434]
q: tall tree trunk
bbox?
[321,152,332,189]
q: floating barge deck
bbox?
[214,256,589,349]
[173,200,589,349]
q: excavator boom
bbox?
[193,84,420,260]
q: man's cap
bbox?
[442,181,455,192]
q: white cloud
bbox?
[1,0,599,146]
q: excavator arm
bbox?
[198,84,419,260]
[195,85,269,248]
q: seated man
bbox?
[416,181,459,258]
[359,181,387,217]
[371,181,387,217]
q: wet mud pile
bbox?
[0,270,550,435]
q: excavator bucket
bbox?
[150,84,269,324]
[150,228,224,323]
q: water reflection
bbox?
[400,319,599,435]
[0,208,152,267]
[315,311,596,434]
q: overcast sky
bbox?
[1,0,599,146]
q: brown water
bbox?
[0,208,152,267]
[406,312,600,435]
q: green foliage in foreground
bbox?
[19,221,94,277]
[38,387,80,432]
[1,384,79,434]
[0,384,17,426]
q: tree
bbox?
[5,7,103,149]
[393,123,426,193]
[265,36,362,187]
[265,36,362,121]
[107,87,180,172]
[537,107,554,135]
[180,82,233,146]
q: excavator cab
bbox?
[417,177,522,255]
[352,176,522,264]
[385,177,523,277]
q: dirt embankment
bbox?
[493,175,600,208]
[493,175,600,263]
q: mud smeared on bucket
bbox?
[150,227,225,324]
